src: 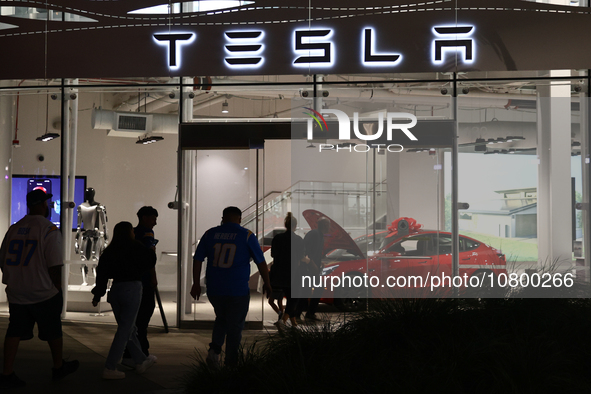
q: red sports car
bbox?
[301,210,507,311]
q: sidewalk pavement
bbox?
[0,317,271,394]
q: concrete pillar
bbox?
[537,70,573,267]
[579,89,590,280]
[180,77,195,317]
[0,81,16,303]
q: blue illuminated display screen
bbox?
[11,175,87,230]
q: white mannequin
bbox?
[75,187,108,286]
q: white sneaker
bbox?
[102,368,125,380]
[135,355,157,374]
[206,348,220,370]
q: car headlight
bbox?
[322,265,340,276]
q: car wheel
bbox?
[334,273,371,312]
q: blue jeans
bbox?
[208,294,250,367]
[105,281,147,370]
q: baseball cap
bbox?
[26,189,53,207]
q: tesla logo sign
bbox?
[224,31,265,68]
[432,26,475,64]
[293,29,334,67]
[153,33,196,70]
[153,25,475,70]
[362,28,402,66]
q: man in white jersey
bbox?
[0,189,79,389]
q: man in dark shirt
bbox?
[271,213,307,327]
[123,206,158,362]
[299,217,330,321]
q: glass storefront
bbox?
[1,69,590,326]
[456,78,589,294]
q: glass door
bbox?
[179,146,265,328]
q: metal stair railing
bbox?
[241,179,389,237]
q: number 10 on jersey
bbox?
[212,243,236,268]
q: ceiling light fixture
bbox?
[474,137,487,152]
[222,100,229,113]
[506,136,525,142]
[36,132,60,142]
[470,136,526,153]
[37,92,60,142]
[136,134,164,144]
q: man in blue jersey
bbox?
[190,206,272,368]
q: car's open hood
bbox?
[302,209,365,259]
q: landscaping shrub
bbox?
[181,297,591,393]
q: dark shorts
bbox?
[7,292,63,341]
